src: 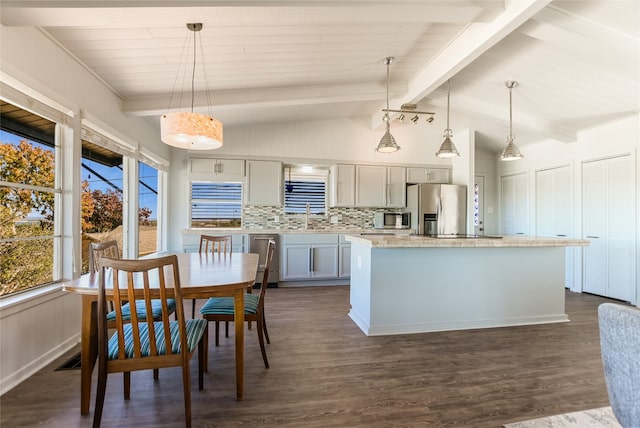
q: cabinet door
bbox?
[406,167,429,183]
[245,160,282,206]
[330,164,355,207]
[190,158,245,180]
[406,167,450,184]
[339,245,351,278]
[387,166,406,207]
[427,168,451,183]
[282,245,311,280]
[310,245,339,278]
[355,165,387,207]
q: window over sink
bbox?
[283,166,328,215]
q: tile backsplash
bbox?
[243,206,404,231]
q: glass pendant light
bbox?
[376,57,400,153]
[500,80,523,161]
[436,79,460,158]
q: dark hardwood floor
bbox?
[0,286,620,427]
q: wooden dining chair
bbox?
[191,235,233,318]
[93,255,208,428]
[90,240,177,326]
[200,239,276,368]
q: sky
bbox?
[1,130,157,220]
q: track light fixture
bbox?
[500,80,523,161]
[375,57,436,153]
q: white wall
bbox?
[0,24,170,395]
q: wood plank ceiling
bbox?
[1,0,638,153]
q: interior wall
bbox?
[167,116,467,249]
[497,114,640,303]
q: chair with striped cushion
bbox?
[200,239,275,368]
[93,255,208,428]
[90,240,177,324]
[191,235,233,318]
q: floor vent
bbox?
[55,352,81,371]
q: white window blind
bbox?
[284,170,327,215]
[190,182,242,227]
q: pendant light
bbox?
[161,23,223,150]
[436,79,460,158]
[375,57,401,153]
[500,80,523,161]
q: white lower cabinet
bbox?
[339,235,351,278]
[281,234,340,280]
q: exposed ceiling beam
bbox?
[123,82,406,116]
[370,0,552,130]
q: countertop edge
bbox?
[344,235,590,248]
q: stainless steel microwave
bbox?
[373,212,411,229]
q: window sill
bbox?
[0,283,67,317]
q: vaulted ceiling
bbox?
[1,0,638,154]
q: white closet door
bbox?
[536,165,573,287]
[583,160,607,296]
[605,155,635,301]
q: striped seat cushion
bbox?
[106,299,176,322]
[107,318,208,360]
[200,294,259,316]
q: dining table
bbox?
[63,251,260,415]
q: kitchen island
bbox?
[345,234,589,336]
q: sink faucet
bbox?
[305,203,310,230]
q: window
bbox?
[284,167,327,215]
[138,161,158,256]
[1,129,59,296]
[190,182,242,228]
[80,144,124,273]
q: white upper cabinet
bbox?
[355,165,407,208]
[189,158,245,181]
[355,165,387,207]
[406,167,451,184]
[245,160,282,206]
[329,164,355,207]
[386,166,406,208]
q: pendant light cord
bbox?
[446,80,451,130]
[191,28,196,113]
[385,59,390,129]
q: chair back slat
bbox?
[97,255,185,363]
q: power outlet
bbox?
[330,215,339,224]
[274,215,280,223]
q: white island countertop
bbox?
[345,234,589,248]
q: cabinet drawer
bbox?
[283,234,339,245]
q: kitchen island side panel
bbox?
[349,244,568,336]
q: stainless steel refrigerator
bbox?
[407,183,467,236]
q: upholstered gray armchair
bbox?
[598,303,640,428]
